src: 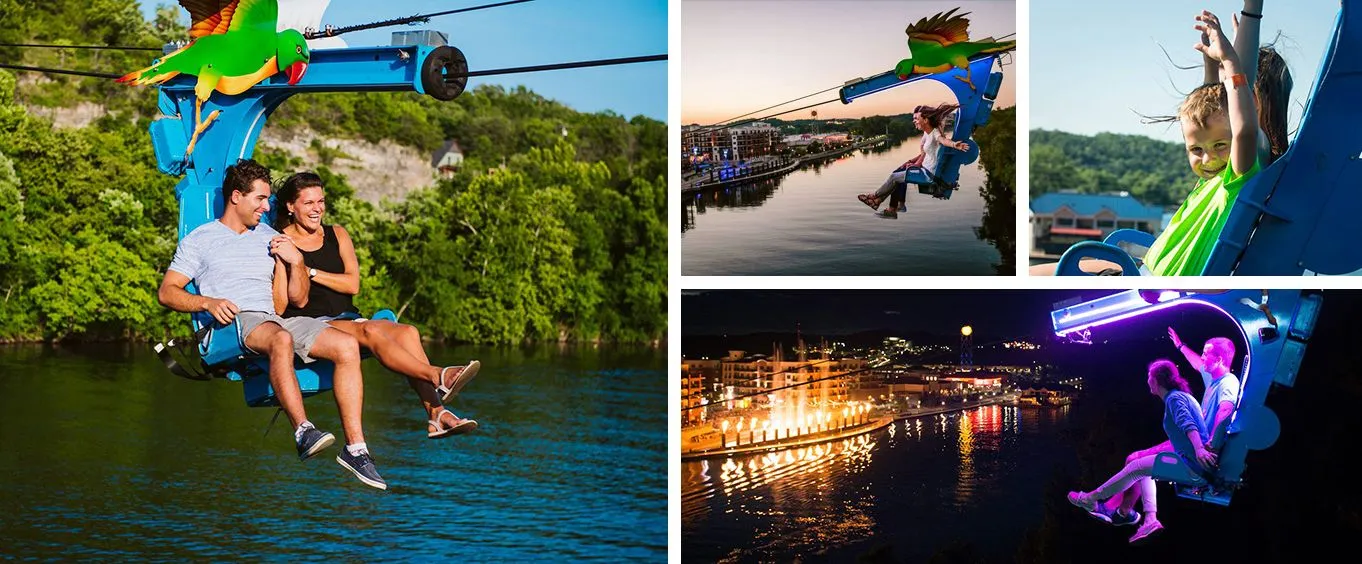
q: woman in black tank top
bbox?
[275,172,481,438]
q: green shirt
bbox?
[1146,159,1260,276]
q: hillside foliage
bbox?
[0,2,664,344]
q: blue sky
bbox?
[1031,0,1338,144]
[137,0,667,120]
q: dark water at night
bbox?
[681,405,1077,563]
[680,139,1009,275]
[0,343,665,561]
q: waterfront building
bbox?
[692,350,865,410]
[681,122,783,165]
[681,359,721,427]
[1030,192,1166,259]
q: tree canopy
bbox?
[1030,129,1192,206]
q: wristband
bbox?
[1227,73,1248,89]
[1241,10,1262,19]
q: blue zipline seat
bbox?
[840,53,1007,201]
[195,306,398,407]
[151,43,464,406]
[1051,290,1322,506]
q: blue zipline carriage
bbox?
[840,52,1006,199]
[1055,0,1362,275]
[153,37,466,407]
[1050,290,1321,506]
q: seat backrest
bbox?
[1203,2,1361,275]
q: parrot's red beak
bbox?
[286,61,307,85]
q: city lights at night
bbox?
[683,289,1357,562]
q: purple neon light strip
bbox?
[1051,291,1148,333]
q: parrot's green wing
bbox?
[179,0,277,38]
[906,7,973,53]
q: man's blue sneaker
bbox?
[296,427,336,461]
[337,448,388,490]
[1087,504,1141,527]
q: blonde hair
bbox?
[1178,82,1229,131]
[1151,46,1292,164]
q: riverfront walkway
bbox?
[682,135,889,194]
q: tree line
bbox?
[1030,129,1192,206]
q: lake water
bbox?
[0,343,666,561]
[681,139,1010,275]
[681,405,1077,562]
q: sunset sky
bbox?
[681,0,1017,125]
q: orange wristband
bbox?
[1228,73,1248,88]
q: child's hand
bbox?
[1193,11,1239,66]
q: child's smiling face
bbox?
[1181,111,1233,180]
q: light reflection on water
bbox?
[681,139,1004,276]
[681,405,1073,563]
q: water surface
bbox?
[681,405,1076,562]
[681,139,1008,275]
[0,343,665,561]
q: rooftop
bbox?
[1030,192,1164,218]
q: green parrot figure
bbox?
[894,8,1016,90]
[117,0,311,156]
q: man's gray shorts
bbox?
[236,311,331,363]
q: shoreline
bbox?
[681,393,1022,462]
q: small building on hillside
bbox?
[433,139,464,179]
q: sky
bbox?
[680,0,1016,125]
[136,0,667,120]
[681,289,1121,339]
[1031,0,1338,143]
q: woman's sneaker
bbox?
[1128,517,1163,544]
[336,448,387,490]
[296,427,336,461]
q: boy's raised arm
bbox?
[1195,10,1257,176]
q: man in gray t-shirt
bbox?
[1086,328,1242,537]
[158,159,386,490]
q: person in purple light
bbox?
[1083,327,1241,537]
[1067,359,1218,544]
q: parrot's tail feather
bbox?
[976,41,1018,54]
[117,65,179,86]
[116,44,191,85]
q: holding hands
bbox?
[270,235,304,266]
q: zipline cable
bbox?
[0,63,121,79]
[459,54,666,78]
[0,54,665,83]
[307,0,538,39]
[0,42,160,51]
[696,85,843,132]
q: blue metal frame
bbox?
[1051,290,1322,505]
[840,53,1003,190]
[156,44,463,406]
[1057,1,1360,275]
